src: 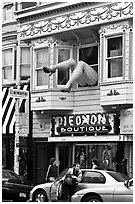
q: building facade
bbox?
[3,2,133,185]
[2,2,38,180]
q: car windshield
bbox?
[107,171,130,182]
[2,170,21,180]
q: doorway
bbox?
[58,144,72,174]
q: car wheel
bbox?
[83,195,102,202]
[33,190,47,202]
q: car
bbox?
[2,169,33,202]
[28,168,133,202]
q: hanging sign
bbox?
[9,88,28,99]
[52,112,113,136]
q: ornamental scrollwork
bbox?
[20,2,133,39]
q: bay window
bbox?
[20,47,30,80]
[35,48,49,88]
[106,36,123,79]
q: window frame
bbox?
[56,46,73,88]
[2,46,16,84]
[104,34,124,82]
[34,46,50,90]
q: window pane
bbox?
[58,49,70,85]
[21,2,37,9]
[79,46,98,65]
[20,47,30,79]
[107,37,122,57]
[108,58,122,78]
[3,49,12,65]
[3,66,12,80]
[36,49,49,68]
[37,69,48,86]
[20,47,30,64]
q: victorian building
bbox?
[3,2,133,185]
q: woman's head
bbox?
[49,157,56,165]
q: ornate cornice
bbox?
[20,2,133,40]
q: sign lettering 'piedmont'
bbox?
[52,113,112,135]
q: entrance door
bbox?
[58,144,72,174]
[35,142,55,184]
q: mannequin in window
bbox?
[43,50,98,92]
[101,145,112,170]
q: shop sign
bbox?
[52,113,113,135]
[120,108,133,134]
[9,88,28,99]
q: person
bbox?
[119,158,128,176]
[63,163,82,201]
[43,58,98,92]
[45,157,58,182]
[91,159,100,169]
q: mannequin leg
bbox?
[43,58,76,75]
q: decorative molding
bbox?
[20,2,133,39]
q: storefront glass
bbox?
[74,143,118,171]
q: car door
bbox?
[76,170,107,192]
[112,180,133,202]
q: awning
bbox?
[2,84,29,134]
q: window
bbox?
[2,48,16,83]
[79,45,98,87]
[21,2,37,9]
[106,36,123,79]
[35,48,49,88]
[81,171,106,184]
[20,47,30,80]
[3,3,15,23]
[57,48,71,86]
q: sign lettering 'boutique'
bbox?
[52,113,113,135]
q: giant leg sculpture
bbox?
[43,59,98,92]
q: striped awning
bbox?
[2,84,29,134]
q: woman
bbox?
[45,157,58,182]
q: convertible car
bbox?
[29,168,133,202]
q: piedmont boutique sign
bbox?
[51,112,114,136]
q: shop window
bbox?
[35,48,49,88]
[3,3,15,23]
[57,48,71,86]
[106,36,123,79]
[79,44,98,87]
[20,47,30,80]
[2,48,16,84]
[75,144,118,171]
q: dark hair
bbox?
[49,157,56,165]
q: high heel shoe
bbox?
[60,85,72,93]
[43,67,56,76]
[43,67,52,73]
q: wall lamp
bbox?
[107,90,120,96]
[36,96,46,102]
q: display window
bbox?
[74,143,117,171]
